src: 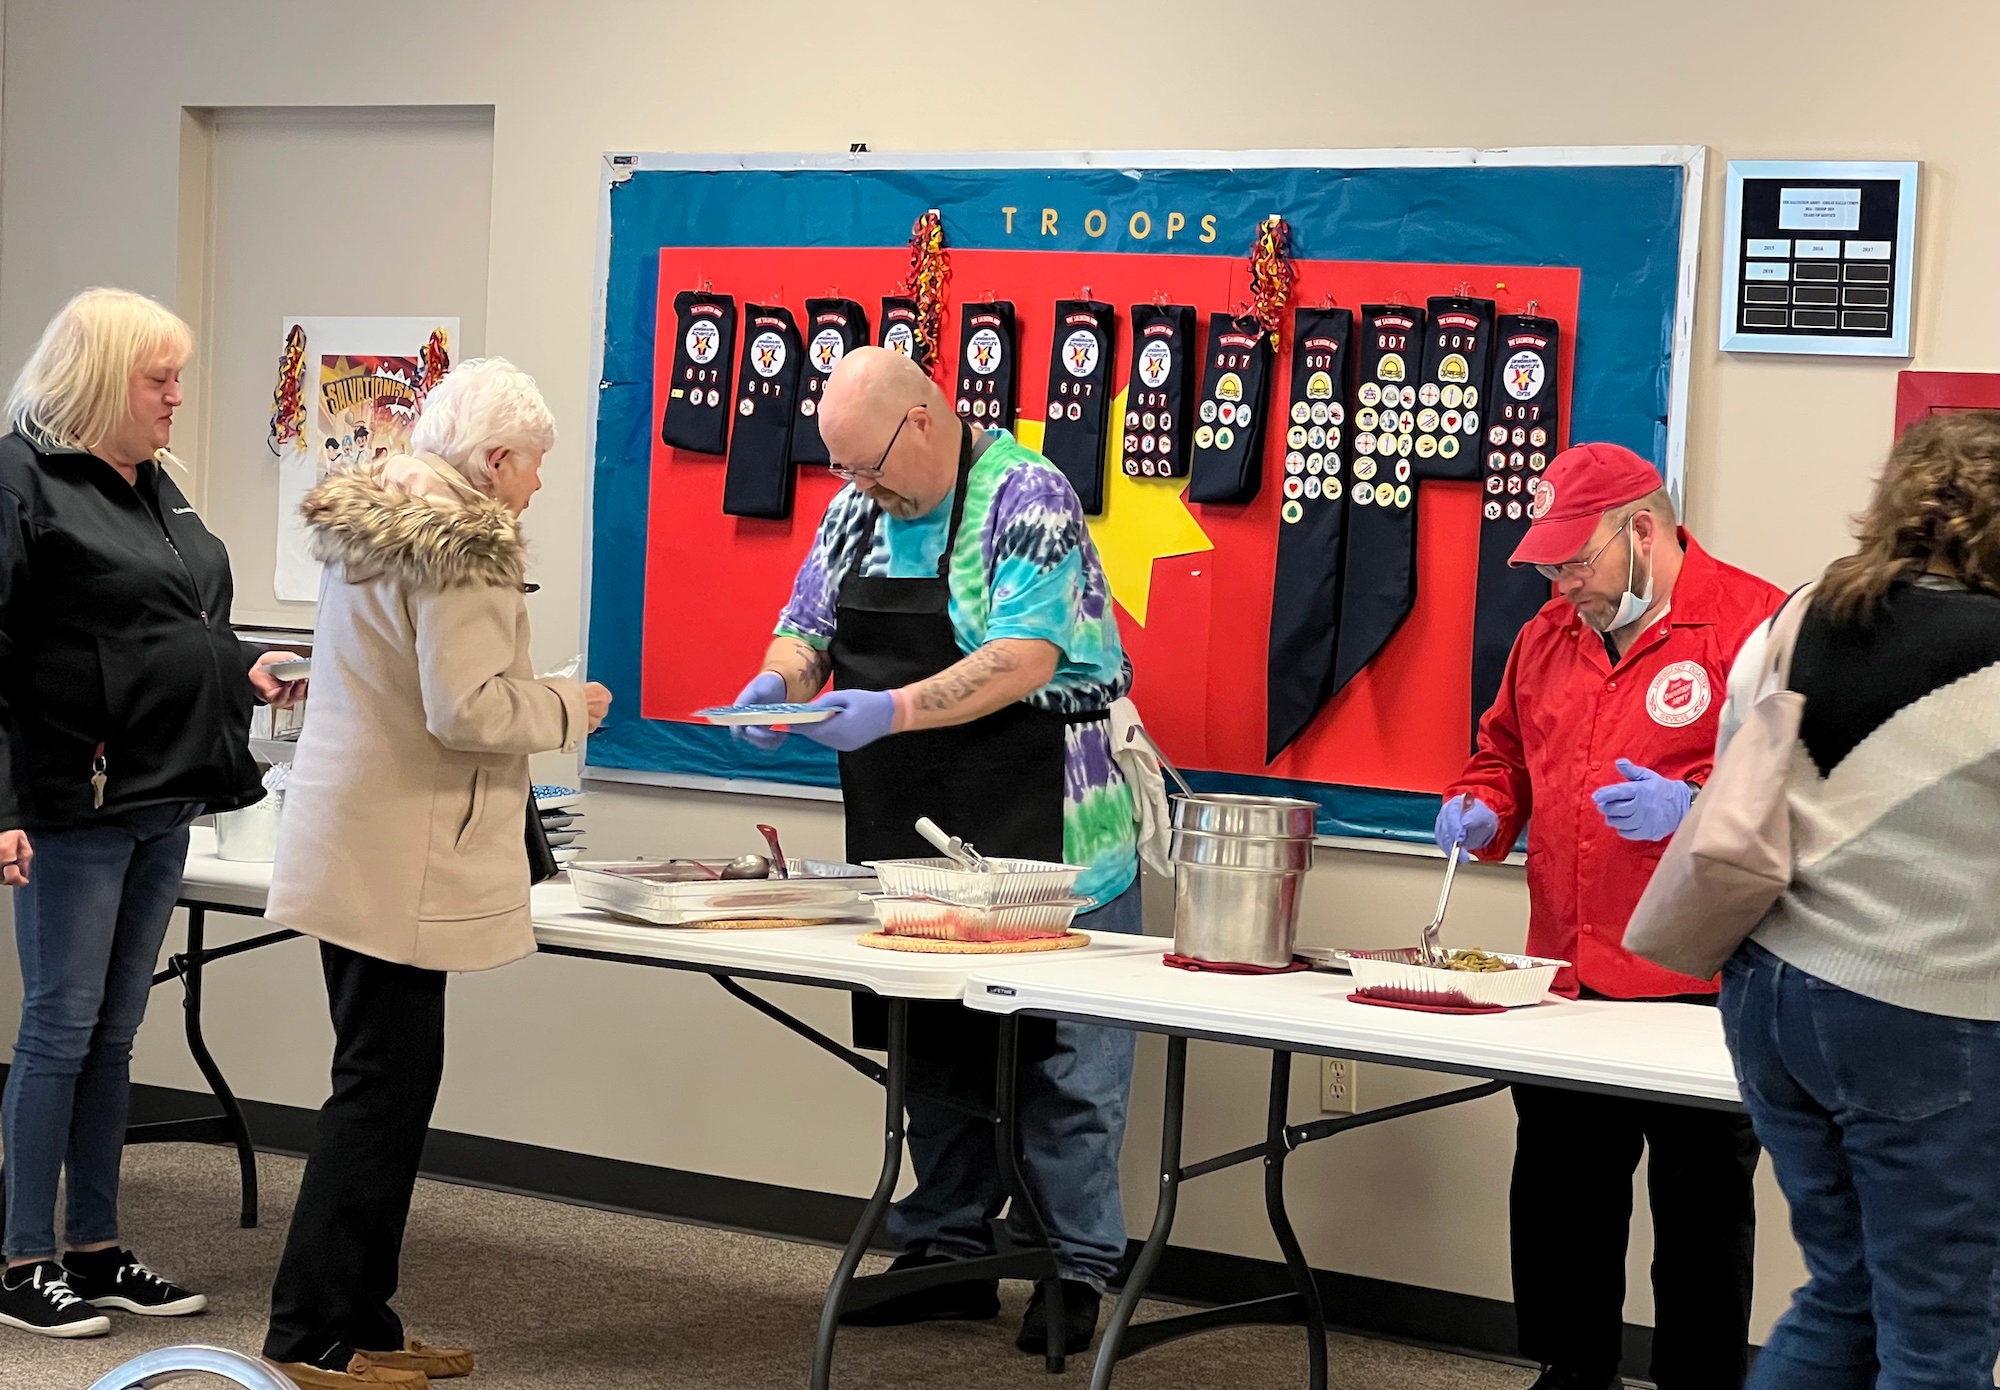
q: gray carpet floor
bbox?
[7,1144,1539,1389]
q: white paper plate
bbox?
[265,658,312,681]
[696,703,838,726]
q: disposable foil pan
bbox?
[1345,948,1565,1010]
[568,862,871,926]
[870,894,1086,942]
[865,856,1084,909]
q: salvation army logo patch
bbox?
[809,328,845,374]
[751,331,787,378]
[1526,477,1556,520]
[1647,661,1712,728]
[686,321,720,365]
[1504,350,1546,402]
[1062,329,1099,377]
[883,322,916,358]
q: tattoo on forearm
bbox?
[913,643,1019,713]
[769,639,830,695]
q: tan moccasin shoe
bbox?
[265,1351,430,1388]
[363,1338,475,1379]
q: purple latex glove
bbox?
[1591,758,1693,841]
[1434,795,1499,856]
[797,688,900,752]
[731,672,790,750]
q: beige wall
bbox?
[7,0,1995,1342]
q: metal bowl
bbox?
[1169,793,1317,839]
[1169,828,1316,872]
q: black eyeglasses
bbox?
[829,406,922,482]
[1535,513,1635,583]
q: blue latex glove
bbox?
[1592,758,1693,841]
[730,672,790,750]
[1434,795,1499,856]
[797,688,900,753]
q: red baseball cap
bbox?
[1508,442,1664,567]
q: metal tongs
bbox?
[1421,840,1466,966]
[915,816,992,872]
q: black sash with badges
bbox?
[879,296,929,371]
[1120,304,1197,479]
[660,291,737,455]
[1041,300,1118,513]
[1331,304,1427,694]
[1471,313,1563,743]
[722,305,804,519]
[1187,313,1273,505]
[1408,296,1494,482]
[955,301,1018,432]
[1265,307,1354,760]
[790,298,868,466]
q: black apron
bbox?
[832,425,1082,1064]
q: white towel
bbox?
[1108,697,1173,877]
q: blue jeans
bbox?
[887,881,1142,1288]
[3,804,196,1260]
[1720,941,2000,1390]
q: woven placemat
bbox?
[678,917,836,931]
[856,930,1092,955]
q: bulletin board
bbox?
[582,149,1704,846]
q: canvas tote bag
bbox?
[1624,584,1816,979]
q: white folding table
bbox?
[172,831,1158,1387]
[962,950,1742,1389]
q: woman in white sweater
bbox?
[1716,410,2000,1390]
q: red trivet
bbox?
[1348,989,1505,1016]
[1163,952,1314,975]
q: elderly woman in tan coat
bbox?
[260,358,610,1390]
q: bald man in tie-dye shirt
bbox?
[774,426,1139,907]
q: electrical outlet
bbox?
[1320,1057,1359,1114]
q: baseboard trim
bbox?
[117,1081,1686,1375]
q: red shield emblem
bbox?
[1664,676,1694,710]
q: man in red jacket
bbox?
[1439,443,1782,1390]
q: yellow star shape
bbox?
[1013,385,1213,626]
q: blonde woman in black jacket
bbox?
[0,288,305,1338]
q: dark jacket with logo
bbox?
[0,431,265,831]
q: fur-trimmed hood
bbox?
[301,453,524,589]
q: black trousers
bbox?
[264,942,447,1364]
[1510,1083,1760,1388]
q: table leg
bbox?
[178,908,260,1229]
[996,1014,1067,1375]
[1263,1053,1328,1390]
[810,998,908,1390]
[1090,1033,1187,1390]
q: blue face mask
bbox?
[1610,520,1655,630]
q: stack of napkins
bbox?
[533,784,587,868]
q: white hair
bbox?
[408,357,555,490]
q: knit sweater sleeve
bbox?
[1716,619,1776,759]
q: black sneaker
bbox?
[0,1260,111,1337]
[838,1250,1000,1327]
[61,1248,207,1316]
[1016,1278,1101,1355]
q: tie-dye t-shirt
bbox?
[775,429,1137,907]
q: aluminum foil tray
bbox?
[865,856,1084,909]
[1345,948,1565,1010]
[568,861,872,926]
